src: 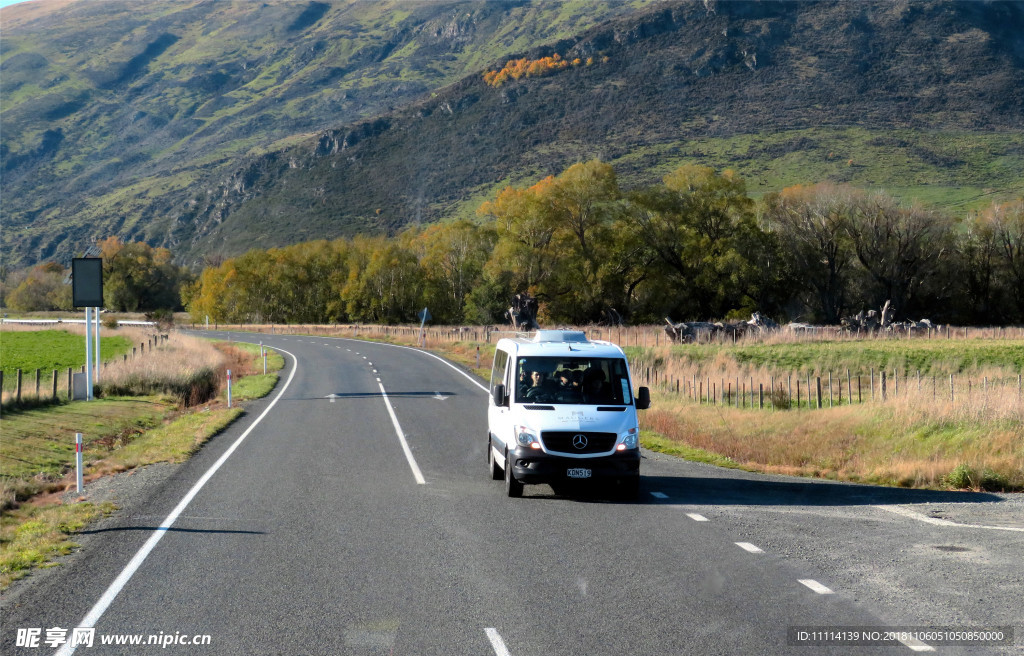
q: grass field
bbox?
[629,339,1024,376]
[0,329,132,399]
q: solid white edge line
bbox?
[485,628,512,656]
[735,542,764,553]
[378,381,426,485]
[686,513,709,522]
[875,504,1024,532]
[54,348,299,656]
[797,579,834,594]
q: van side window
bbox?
[490,349,509,396]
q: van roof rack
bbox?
[532,330,589,343]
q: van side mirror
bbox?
[492,383,507,407]
[636,386,651,410]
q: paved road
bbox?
[2,330,1021,655]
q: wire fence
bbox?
[0,335,170,406]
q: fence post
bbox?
[35,369,40,397]
[881,371,887,401]
[67,367,73,398]
[16,368,22,402]
[950,374,954,403]
[758,384,764,409]
[829,371,833,407]
[894,369,899,398]
[797,379,801,410]
[52,370,58,399]
[816,377,822,409]
[847,369,852,403]
[870,368,875,401]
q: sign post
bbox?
[417,308,432,348]
[84,308,93,400]
[93,305,100,383]
[72,258,103,402]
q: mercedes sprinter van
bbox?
[487,330,650,498]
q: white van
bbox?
[487,330,650,498]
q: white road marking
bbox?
[54,349,299,656]
[798,579,834,594]
[686,513,709,522]
[368,362,372,366]
[874,504,1024,532]
[485,628,512,656]
[373,370,378,373]
[650,491,669,499]
[327,394,338,403]
[735,542,764,553]
[378,381,426,485]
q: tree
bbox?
[986,200,1024,321]
[100,237,190,312]
[410,221,493,324]
[628,166,767,319]
[843,194,956,319]
[342,237,422,323]
[765,184,859,323]
[4,262,72,311]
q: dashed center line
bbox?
[735,542,764,553]
[485,628,511,656]
[798,579,834,594]
[686,513,709,522]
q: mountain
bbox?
[0,0,656,267]
[2,0,1023,269]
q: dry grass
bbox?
[97,332,225,406]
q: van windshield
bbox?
[514,357,633,405]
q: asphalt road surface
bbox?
[2,330,1021,655]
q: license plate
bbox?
[567,468,591,479]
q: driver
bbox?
[524,369,558,399]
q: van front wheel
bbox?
[504,452,524,498]
[488,440,502,480]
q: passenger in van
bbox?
[581,368,611,404]
[555,369,582,402]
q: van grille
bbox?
[541,431,616,454]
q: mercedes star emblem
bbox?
[572,434,588,449]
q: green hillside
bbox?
[0,0,655,266]
[2,0,1023,268]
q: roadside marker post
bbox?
[227,370,232,408]
[75,433,84,493]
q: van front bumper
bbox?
[510,446,640,484]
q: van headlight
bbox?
[516,427,541,449]
[617,428,639,451]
